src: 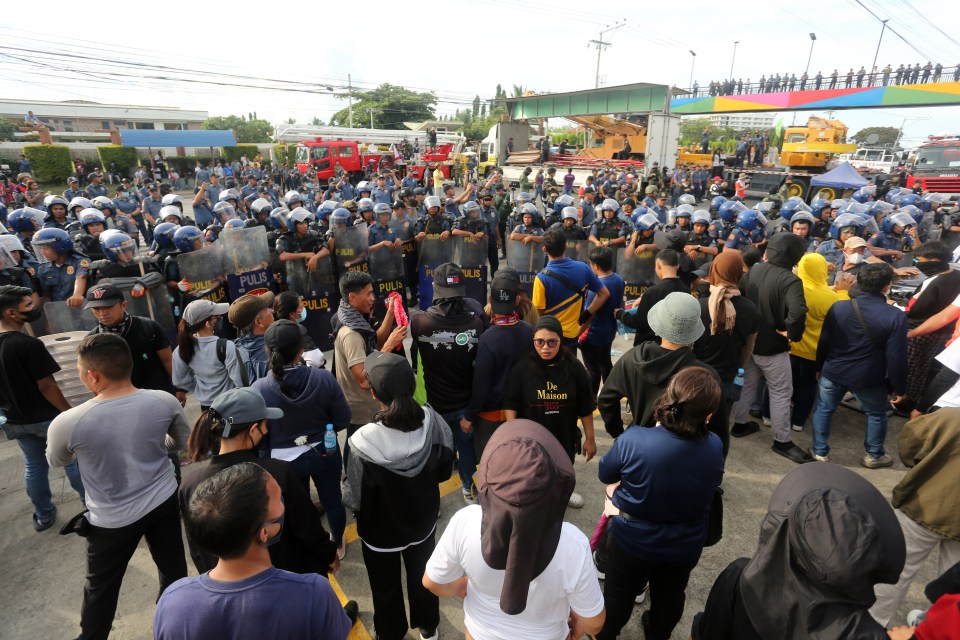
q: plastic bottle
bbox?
[734,368,745,388]
[0,408,6,427]
[323,423,337,455]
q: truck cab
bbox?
[908,136,960,194]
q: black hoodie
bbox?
[740,233,807,356]
[597,342,728,455]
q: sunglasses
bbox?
[534,338,560,348]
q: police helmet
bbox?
[893,192,921,209]
[520,203,538,218]
[830,198,847,210]
[919,193,947,213]
[399,188,414,200]
[424,195,441,210]
[882,212,915,234]
[692,211,711,226]
[91,195,115,212]
[373,203,392,217]
[516,192,532,206]
[250,198,273,217]
[213,202,237,221]
[202,225,221,244]
[736,210,760,231]
[850,185,876,204]
[601,198,620,213]
[219,190,239,204]
[635,213,660,232]
[810,198,831,216]
[284,191,303,206]
[780,199,812,221]
[709,196,727,214]
[869,200,895,218]
[161,193,183,207]
[223,218,245,230]
[31,227,74,255]
[100,230,137,263]
[159,205,183,223]
[7,208,46,233]
[790,211,817,228]
[319,200,339,215]
[829,213,865,239]
[174,226,204,253]
[718,200,747,223]
[677,194,696,206]
[267,208,288,231]
[561,206,579,221]
[898,205,923,225]
[554,194,575,210]
[0,234,26,253]
[69,197,94,213]
[288,208,314,225]
[885,188,903,203]
[46,196,69,214]
[675,204,694,218]
[463,201,481,217]
[357,181,372,194]
[79,208,107,230]
[329,208,352,227]
[357,198,375,214]
[413,187,426,196]
[153,222,180,249]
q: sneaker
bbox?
[762,416,772,427]
[419,628,438,640]
[731,422,760,438]
[862,453,894,469]
[33,512,56,532]
[791,424,804,432]
[749,408,762,419]
[462,488,477,505]
[337,543,346,560]
[567,492,584,509]
[635,585,648,604]
[809,450,829,463]
[343,600,359,626]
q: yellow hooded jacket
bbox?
[791,253,840,361]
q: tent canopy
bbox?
[810,162,868,189]
[119,129,236,147]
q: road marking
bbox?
[328,574,374,640]
[342,476,464,546]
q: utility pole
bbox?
[729,41,741,80]
[805,33,817,76]
[688,50,697,92]
[589,20,627,88]
[368,108,374,130]
[348,73,354,128]
[870,19,889,76]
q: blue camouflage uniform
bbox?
[724,227,755,251]
[869,232,914,263]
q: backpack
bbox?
[216,338,250,387]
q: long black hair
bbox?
[187,409,259,463]
[374,394,425,433]
[176,317,210,364]
[267,336,303,399]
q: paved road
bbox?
[0,191,941,639]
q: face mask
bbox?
[18,307,42,323]
[916,260,947,277]
[846,252,865,265]
[298,307,307,323]
[259,512,284,548]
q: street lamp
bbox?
[871,19,889,78]
[805,33,817,76]
[688,50,697,93]
[729,41,741,81]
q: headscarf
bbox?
[478,419,576,615]
[706,251,745,335]
[334,299,377,354]
[740,464,905,640]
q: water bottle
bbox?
[0,408,6,427]
[323,423,337,455]
[734,368,745,389]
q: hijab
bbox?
[706,251,745,335]
[478,419,576,615]
[740,464,905,640]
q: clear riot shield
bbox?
[390,215,419,298]
[565,238,591,264]
[219,226,279,299]
[123,283,177,343]
[369,246,405,323]
[333,224,370,275]
[285,256,338,351]
[40,301,99,335]
[616,246,658,300]
[177,245,229,305]
[417,236,456,310]
[40,332,95,407]
[453,235,489,308]
[506,238,541,296]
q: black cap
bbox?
[364,351,415,404]
[490,271,520,315]
[84,283,124,309]
[264,319,306,353]
[432,263,465,298]
[391,200,404,209]
[655,228,688,251]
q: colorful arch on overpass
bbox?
[670,81,960,115]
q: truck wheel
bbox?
[788,179,809,199]
[814,186,837,201]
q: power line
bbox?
[851,0,938,61]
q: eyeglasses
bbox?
[534,338,560,348]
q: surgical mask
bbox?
[298,307,307,323]
[18,307,42,323]
[846,252,865,265]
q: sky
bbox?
[1,0,958,147]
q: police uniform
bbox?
[479,205,500,273]
[370,186,393,205]
[84,184,109,199]
[579,200,597,227]
[687,230,715,249]
[37,254,89,301]
[709,220,733,247]
[512,223,543,237]
[724,228,754,251]
[590,218,629,243]
[240,184,259,202]
[0,264,33,290]
[279,230,326,256]
[417,212,454,235]
[368,223,398,246]
[869,232,914,263]
[112,196,138,215]
[74,234,106,261]
[63,187,84,202]
[90,258,160,286]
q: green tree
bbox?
[0,120,15,142]
[472,95,481,118]
[328,83,436,130]
[201,115,273,143]
[851,126,901,146]
[511,85,526,97]
[310,116,323,126]
[285,117,297,125]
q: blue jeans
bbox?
[16,431,84,520]
[440,409,475,495]
[811,376,889,457]
[289,445,346,546]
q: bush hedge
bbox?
[220,145,259,163]
[96,145,139,177]
[273,143,298,167]
[23,144,74,182]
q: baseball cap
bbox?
[490,270,520,315]
[264,319,306,353]
[648,292,705,345]
[645,185,657,194]
[209,388,283,437]
[432,263,465,299]
[84,283,124,309]
[844,236,868,250]
[228,291,276,331]
[655,228,688,251]
[67,176,79,184]
[183,299,230,326]
[364,351,416,404]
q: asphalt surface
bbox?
[0,189,942,639]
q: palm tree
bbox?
[511,85,526,97]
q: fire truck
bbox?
[907,134,960,195]
[272,124,465,182]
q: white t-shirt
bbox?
[425,505,604,640]
[935,336,960,408]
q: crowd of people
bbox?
[2,154,960,640]
[695,62,960,97]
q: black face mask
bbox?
[18,307,42,323]
[916,260,948,277]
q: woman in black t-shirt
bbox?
[503,316,596,507]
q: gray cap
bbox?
[183,299,230,326]
[364,351,415,404]
[647,292,704,345]
[209,388,283,437]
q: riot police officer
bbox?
[279,209,329,272]
[32,227,90,306]
[590,200,629,248]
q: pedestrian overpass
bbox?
[669,81,960,115]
